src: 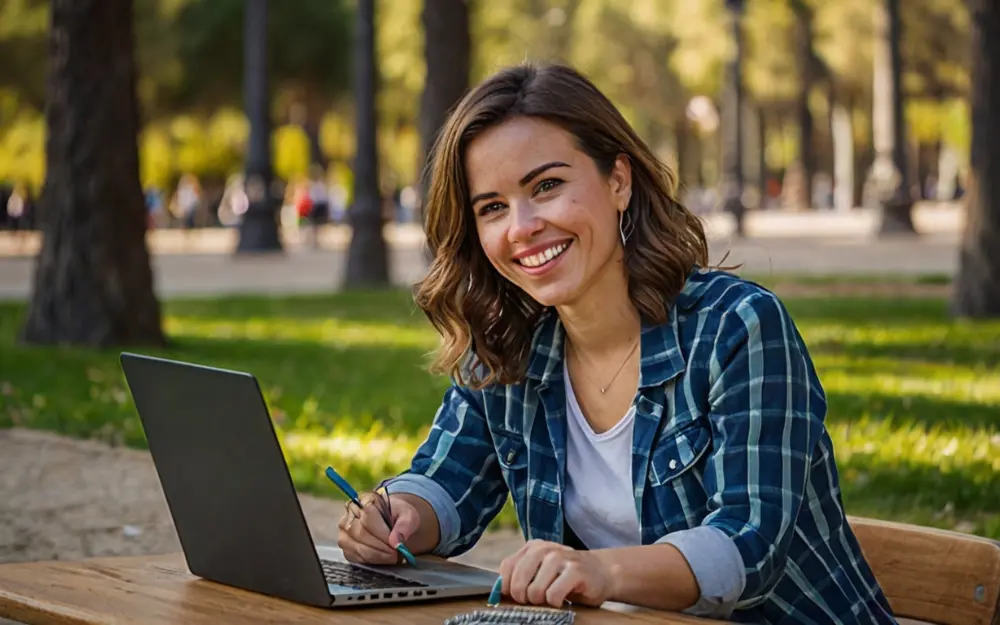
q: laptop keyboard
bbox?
[320,559,427,590]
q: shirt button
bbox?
[506,450,518,463]
[668,459,678,470]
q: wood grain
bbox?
[0,553,715,625]
[850,516,1000,625]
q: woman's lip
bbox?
[511,238,574,261]
[515,240,572,276]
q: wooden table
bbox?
[0,553,719,624]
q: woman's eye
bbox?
[478,202,505,216]
[535,178,563,194]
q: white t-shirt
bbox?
[562,361,641,549]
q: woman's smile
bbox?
[513,239,573,274]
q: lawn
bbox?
[1,285,998,539]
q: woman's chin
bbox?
[520,282,580,310]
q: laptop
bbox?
[119,352,498,608]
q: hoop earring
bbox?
[619,208,635,247]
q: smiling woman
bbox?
[334,63,900,624]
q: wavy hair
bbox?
[414,63,710,389]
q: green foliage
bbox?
[0,114,45,191]
[0,0,48,111]
[0,286,997,538]
[0,0,976,189]
[169,0,353,114]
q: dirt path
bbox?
[0,428,524,572]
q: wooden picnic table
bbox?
[0,552,721,625]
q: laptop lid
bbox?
[119,352,332,608]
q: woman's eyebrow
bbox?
[518,161,570,186]
[470,161,571,206]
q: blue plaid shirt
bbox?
[389,269,897,624]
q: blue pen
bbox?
[487,576,503,607]
[324,466,417,567]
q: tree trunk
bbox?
[344,0,389,287]
[792,0,815,210]
[418,0,470,216]
[721,3,746,236]
[951,0,1000,318]
[872,0,917,235]
[20,0,164,347]
[236,0,283,254]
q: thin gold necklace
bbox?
[568,335,640,395]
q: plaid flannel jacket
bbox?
[392,269,897,624]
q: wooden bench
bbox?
[849,516,1000,625]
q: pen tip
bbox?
[487,576,502,607]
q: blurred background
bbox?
[0,0,974,238]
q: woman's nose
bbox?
[507,202,544,244]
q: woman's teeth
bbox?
[518,242,569,268]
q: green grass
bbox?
[1,288,998,539]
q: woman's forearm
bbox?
[393,493,442,554]
[592,543,701,611]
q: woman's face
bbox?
[465,117,632,309]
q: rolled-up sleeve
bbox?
[699,291,826,604]
[656,525,746,619]
[385,383,508,557]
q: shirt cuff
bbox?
[655,525,746,619]
[383,473,461,556]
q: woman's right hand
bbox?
[337,492,421,565]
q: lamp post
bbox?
[722,0,746,237]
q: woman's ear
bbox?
[610,153,633,213]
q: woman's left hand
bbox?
[498,540,616,608]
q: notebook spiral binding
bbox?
[443,606,575,624]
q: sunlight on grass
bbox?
[819,363,1000,406]
[1,291,998,538]
[165,315,440,350]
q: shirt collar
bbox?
[524,268,715,389]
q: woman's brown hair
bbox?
[414,62,710,389]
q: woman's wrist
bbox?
[590,543,700,611]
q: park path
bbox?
[0,205,965,301]
[0,427,525,571]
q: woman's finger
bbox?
[509,546,547,604]
[526,550,564,605]
[349,510,399,557]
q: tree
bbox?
[344,0,389,287]
[21,0,165,347]
[236,0,282,254]
[951,0,1000,317]
[870,0,917,235]
[790,0,817,209]
[173,0,353,165]
[418,0,470,212]
[0,0,49,113]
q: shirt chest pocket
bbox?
[648,420,712,486]
[492,429,529,492]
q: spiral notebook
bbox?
[443,606,575,624]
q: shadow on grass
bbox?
[163,290,430,328]
[824,390,1000,432]
[816,341,1000,370]
[837,453,1000,537]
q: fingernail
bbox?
[396,543,417,567]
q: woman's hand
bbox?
[337,492,421,565]
[499,540,617,608]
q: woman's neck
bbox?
[556,269,641,359]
